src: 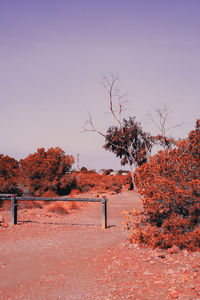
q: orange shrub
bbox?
[67,170,129,194]
[47,202,69,215]
[0,154,21,195]
[20,147,74,196]
[128,120,200,251]
[46,201,79,214]
[68,201,79,210]
[19,201,43,210]
[0,154,21,209]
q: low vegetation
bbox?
[1,112,199,252]
[124,121,200,251]
[0,148,131,213]
[0,154,21,195]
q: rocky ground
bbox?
[0,191,199,299]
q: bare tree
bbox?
[101,74,127,127]
[148,105,182,149]
[83,75,153,198]
[83,75,125,137]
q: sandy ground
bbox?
[0,191,200,300]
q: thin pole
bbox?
[102,198,108,229]
[11,195,17,225]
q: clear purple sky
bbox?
[1,0,200,170]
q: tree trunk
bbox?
[128,160,143,200]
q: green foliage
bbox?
[104,117,153,167]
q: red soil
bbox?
[0,191,199,299]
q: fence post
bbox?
[102,198,107,229]
[11,195,17,225]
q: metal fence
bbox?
[0,194,108,229]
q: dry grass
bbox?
[45,200,80,215]
[46,202,69,215]
[68,201,79,210]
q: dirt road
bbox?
[0,191,200,299]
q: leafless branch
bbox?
[154,105,183,136]
[102,75,127,128]
[83,112,138,166]
[82,112,105,138]
[148,105,183,149]
[82,74,144,200]
[167,123,184,131]
[83,113,132,155]
[179,140,191,158]
[154,105,170,137]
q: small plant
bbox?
[21,201,43,209]
[47,202,69,215]
[68,201,79,210]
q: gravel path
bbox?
[0,191,199,299]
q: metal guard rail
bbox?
[0,194,108,229]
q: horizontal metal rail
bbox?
[18,197,103,202]
[0,194,13,199]
[0,194,108,229]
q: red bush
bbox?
[20,147,74,196]
[0,154,20,195]
[67,170,129,194]
[128,120,200,251]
